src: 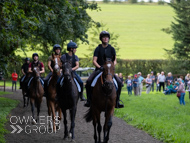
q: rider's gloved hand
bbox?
[99,66,104,71]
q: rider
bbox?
[44,44,62,83]
[26,53,45,90]
[84,31,124,108]
[20,57,30,89]
[59,40,86,101]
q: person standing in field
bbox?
[185,73,190,90]
[146,74,152,94]
[125,76,132,95]
[133,74,139,96]
[158,71,166,92]
[119,73,124,87]
[12,70,18,91]
[137,72,144,96]
[165,72,173,86]
[150,71,155,92]
[177,78,185,105]
[155,73,160,92]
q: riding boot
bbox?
[115,92,124,108]
[79,92,86,101]
[84,85,91,107]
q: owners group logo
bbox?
[10,116,60,134]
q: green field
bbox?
[0,92,19,143]
[16,4,175,59]
[116,87,190,142]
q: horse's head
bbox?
[101,55,115,94]
[62,58,72,81]
[52,53,62,76]
[33,66,40,79]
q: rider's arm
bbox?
[40,67,45,74]
[114,56,117,65]
[48,61,53,72]
[28,67,32,73]
[72,61,79,71]
[21,69,25,75]
[93,56,101,68]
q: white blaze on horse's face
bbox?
[107,63,111,74]
[54,58,59,70]
[34,67,37,71]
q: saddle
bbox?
[27,77,44,88]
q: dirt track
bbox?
[3,89,162,143]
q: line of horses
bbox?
[20,55,117,143]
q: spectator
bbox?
[125,76,132,95]
[155,73,160,92]
[115,73,118,77]
[185,73,190,90]
[177,78,185,105]
[165,72,173,86]
[170,82,178,94]
[133,74,139,96]
[150,71,155,92]
[180,76,184,83]
[118,73,124,87]
[158,71,166,92]
[163,81,173,95]
[137,72,144,96]
[187,80,190,99]
[11,70,18,91]
[146,74,152,94]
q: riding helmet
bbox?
[53,44,61,52]
[67,40,77,51]
[32,53,39,59]
[25,57,30,62]
[99,31,110,41]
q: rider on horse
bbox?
[44,44,62,81]
[58,40,86,101]
[25,53,45,92]
[20,57,30,89]
[84,31,124,108]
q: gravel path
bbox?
[3,89,162,143]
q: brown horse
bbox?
[20,74,30,107]
[57,58,79,141]
[29,66,44,124]
[46,54,62,133]
[84,56,116,143]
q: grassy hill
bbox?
[17,4,175,59]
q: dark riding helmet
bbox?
[53,44,61,52]
[25,57,30,62]
[32,53,39,60]
[99,31,110,41]
[67,40,77,51]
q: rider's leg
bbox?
[73,72,86,101]
[84,70,100,107]
[114,75,124,108]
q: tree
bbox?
[164,0,190,59]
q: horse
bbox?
[57,58,79,141]
[84,56,116,143]
[29,66,44,124]
[46,54,62,133]
[20,74,30,108]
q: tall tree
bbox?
[164,0,190,59]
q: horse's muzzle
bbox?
[102,81,114,95]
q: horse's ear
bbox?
[112,55,115,62]
[103,54,106,62]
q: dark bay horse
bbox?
[46,54,62,133]
[84,56,116,143]
[20,74,30,107]
[29,67,44,124]
[57,58,79,141]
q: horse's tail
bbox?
[84,107,93,122]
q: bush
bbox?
[158,0,165,5]
[129,0,138,3]
[103,0,110,3]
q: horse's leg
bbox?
[96,111,102,143]
[93,115,98,143]
[30,98,36,124]
[103,108,114,143]
[36,99,41,123]
[23,92,26,108]
[57,107,62,130]
[27,97,30,107]
[69,107,77,140]
[62,109,68,139]
[50,101,56,133]
[47,99,52,130]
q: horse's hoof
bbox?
[32,119,37,125]
[68,133,72,138]
[63,137,68,141]
[23,105,26,108]
[56,125,60,130]
[70,139,76,143]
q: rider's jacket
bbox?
[21,63,29,74]
[60,53,79,68]
[29,61,44,71]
